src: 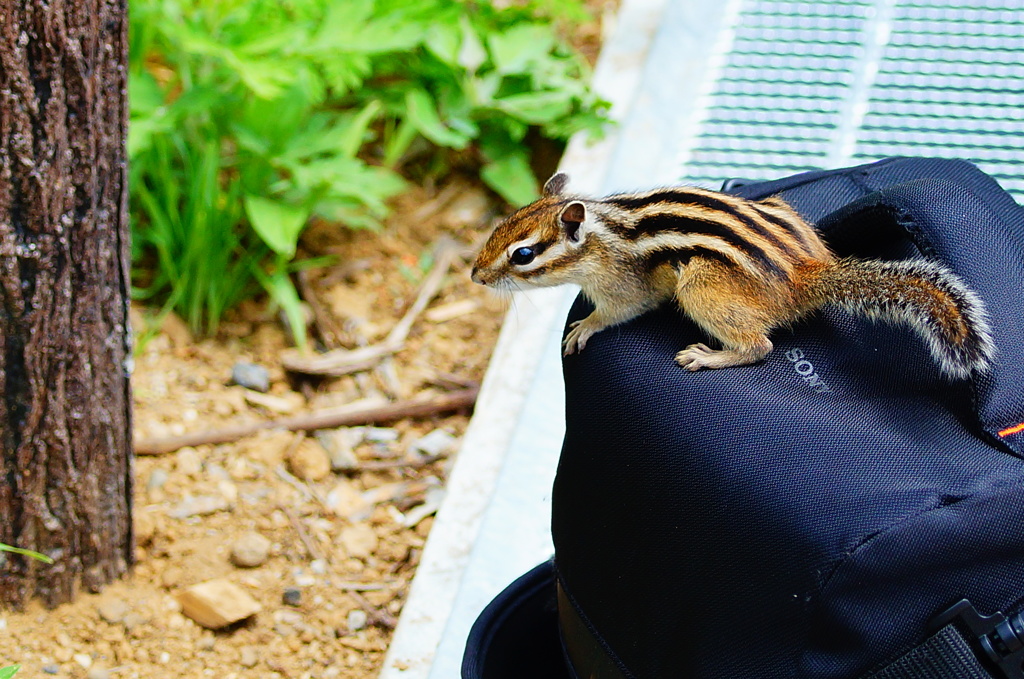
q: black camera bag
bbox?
[464,157,1024,679]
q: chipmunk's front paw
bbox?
[563,319,598,356]
[675,343,717,371]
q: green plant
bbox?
[0,542,54,564]
[129,0,609,337]
[0,665,20,679]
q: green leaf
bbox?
[494,90,574,124]
[425,23,461,65]
[457,16,487,72]
[338,100,382,158]
[243,196,310,258]
[404,89,471,149]
[254,264,308,351]
[480,152,538,205]
[487,24,555,74]
[383,117,419,168]
[129,70,166,115]
[127,115,173,159]
[0,665,21,679]
[0,543,54,564]
[229,55,294,99]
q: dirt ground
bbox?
[0,3,619,675]
[0,181,510,679]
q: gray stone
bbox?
[175,446,202,476]
[347,608,368,632]
[146,468,169,491]
[231,362,270,392]
[168,494,231,519]
[229,531,272,568]
[315,428,360,471]
[411,429,458,457]
[97,597,130,624]
[362,427,399,444]
[282,587,302,607]
[239,646,259,668]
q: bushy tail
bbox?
[808,258,995,379]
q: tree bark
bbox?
[0,0,132,607]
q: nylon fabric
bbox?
[863,625,992,679]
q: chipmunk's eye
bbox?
[510,246,536,266]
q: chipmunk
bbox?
[470,172,996,379]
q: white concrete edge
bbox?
[377,1,670,676]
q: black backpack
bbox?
[462,157,1024,679]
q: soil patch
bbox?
[0,181,507,679]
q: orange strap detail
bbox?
[999,422,1024,438]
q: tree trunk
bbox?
[0,0,132,607]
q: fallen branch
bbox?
[349,589,399,629]
[352,454,442,473]
[281,504,326,562]
[134,387,479,455]
[281,237,459,377]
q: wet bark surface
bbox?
[0,0,132,607]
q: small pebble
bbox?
[147,468,169,491]
[97,597,130,624]
[168,494,231,519]
[282,588,302,607]
[205,463,230,481]
[177,579,261,629]
[339,523,378,559]
[239,646,259,668]
[230,531,272,568]
[87,669,111,679]
[160,566,184,589]
[176,447,202,476]
[411,429,458,457]
[231,362,270,392]
[73,653,92,669]
[287,439,331,481]
[294,572,316,587]
[309,559,328,575]
[347,609,368,632]
[362,427,399,444]
[134,512,156,545]
[316,428,360,471]
[122,611,148,631]
[43,665,59,675]
[326,480,368,519]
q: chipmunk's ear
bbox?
[544,172,570,196]
[559,201,586,243]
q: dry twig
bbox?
[280,237,459,377]
[134,387,478,455]
[349,590,399,629]
[281,505,326,562]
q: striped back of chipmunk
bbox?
[595,188,832,279]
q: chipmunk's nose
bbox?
[470,266,485,285]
